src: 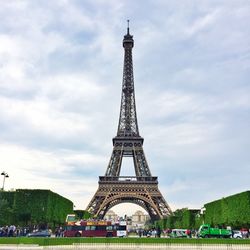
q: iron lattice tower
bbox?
[86,22,172,220]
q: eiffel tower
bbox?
[86,22,172,220]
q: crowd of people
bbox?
[54,227,64,237]
[0,225,30,237]
[136,228,162,237]
[1,224,249,238]
[0,225,66,238]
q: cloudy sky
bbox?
[0,0,249,216]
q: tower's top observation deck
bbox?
[123,20,134,48]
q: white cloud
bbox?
[0,143,103,209]
[184,9,219,37]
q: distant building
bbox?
[104,210,118,221]
[130,210,150,230]
[103,209,149,231]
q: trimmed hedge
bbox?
[155,191,250,230]
[74,210,92,220]
[0,189,73,228]
[204,191,250,228]
[0,191,15,225]
[155,208,201,230]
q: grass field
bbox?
[0,237,249,246]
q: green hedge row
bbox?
[155,191,250,229]
[74,209,92,220]
[0,189,73,227]
[155,208,202,229]
[204,190,250,228]
[0,191,15,225]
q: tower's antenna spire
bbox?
[127,19,130,34]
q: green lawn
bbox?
[0,237,249,246]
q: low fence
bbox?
[0,238,250,250]
[46,243,250,250]
[0,243,250,250]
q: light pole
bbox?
[1,171,9,191]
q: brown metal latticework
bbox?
[86,23,172,220]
